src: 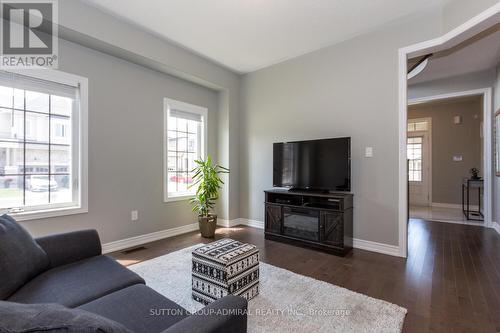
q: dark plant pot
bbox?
[198,214,217,238]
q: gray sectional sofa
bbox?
[0,214,247,333]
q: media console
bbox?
[264,189,353,256]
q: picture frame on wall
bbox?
[496,109,500,177]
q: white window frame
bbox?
[163,98,207,202]
[407,117,431,186]
[1,69,88,221]
[407,136,423,183]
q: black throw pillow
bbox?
[0,301,133,333]
[0,214,49,299]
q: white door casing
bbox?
[397,4,499,258]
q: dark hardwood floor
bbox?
[110,219,500,332]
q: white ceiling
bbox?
[83,0,449,73]
[409,26,500,84]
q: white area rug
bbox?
[129,245,407,333]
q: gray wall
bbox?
[408,97,482,205]
[443,0,499,31]
[16,0,242,244]
[20,39,220,243]
[59,0,241,221]
[239,12,443,246]
[17,0,499,247]
[408,70,496,100]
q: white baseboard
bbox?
[102,218,258,254]
[234,219,399,257]
[217,218,243,228]
[101,218,400,257]
[426,218,486,226]
[102,223,198,254]
[351,238,401,257]
[491,221,500,235]
[217,219,231,228]
[431,202,479,210]
[237,218,265,229]
[218,218,265,229]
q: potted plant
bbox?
[189,155,229,238]
[470,167,481,180]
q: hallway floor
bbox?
[410,205,484,225]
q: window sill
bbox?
[8,206,88,222]
[164,195,194,203]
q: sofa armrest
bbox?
[35,230,102,268]
[162,296,247,333]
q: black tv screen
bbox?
[273,137,351,191]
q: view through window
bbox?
[407,136,423,182]
[0,71,81,213]
[165,99,206,200]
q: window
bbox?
[164,98,206,201]
[407,137,423,182]
[0,69,88,220]
[407,121,428,132]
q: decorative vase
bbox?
[198,214,217,238]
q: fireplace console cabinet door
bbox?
[265,203,282,234]
[320,211,344,248]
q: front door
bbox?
[408,128,431,206]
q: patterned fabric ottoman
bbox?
[192,238,259,305]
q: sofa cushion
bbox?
[8,255,145,307]
[79,285,189,333]
[0,300,132,333]
[0,214,49,300]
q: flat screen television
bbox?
[273,137,351,191]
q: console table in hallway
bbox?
[462,179,483,221]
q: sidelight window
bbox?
[407,136,423,182]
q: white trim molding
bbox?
[101,212,497,257]
[407,117,433,205]
[217,218,240,228]
[12,207,89,222]
[101,217,404,257]
[491,221,500,235]
[431,202,479,210]
[352,238,401,257]
[102,218,261,254]
[426,218,485,227]
[216,219,230,227]
[1,68,89,221]
[163,98,208,202]
[218,218,265,229]
[102,223,198,254]
[234,219,399,256]
[237,218,265,229]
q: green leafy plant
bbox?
[189,155,229,217]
